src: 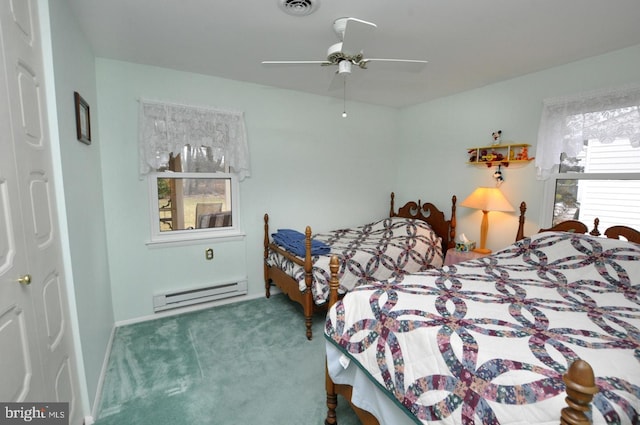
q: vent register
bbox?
[279,0,319,16]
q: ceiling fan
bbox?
[261,17,428,91]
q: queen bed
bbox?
[324,204,640,424]
[264,193,457,339]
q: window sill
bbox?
[146,229,246,248]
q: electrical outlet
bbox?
[205,248,214,260]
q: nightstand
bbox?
[444,248,488,266]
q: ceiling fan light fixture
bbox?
[338,60,351,75]
[278,0,319,16]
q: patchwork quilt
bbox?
[325,232,640,424]
[266,217,443,305]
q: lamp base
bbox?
[473,247,492,254]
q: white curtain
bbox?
[139,99,251,180]
[535,84,640,180]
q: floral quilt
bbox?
[325,232,640,424]
[266,217,443,305]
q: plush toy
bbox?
[517,146,529,160]
[491,130,502,145]
[493,165,504,186]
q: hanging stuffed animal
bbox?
[493,165,504,186]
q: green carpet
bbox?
[94,294,360,425]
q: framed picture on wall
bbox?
[74,91,91,145]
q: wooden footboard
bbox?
[323,254,599,425]
[324,256,375,425]
[264,213,317,340]
[325,255,381,425]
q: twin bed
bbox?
[264,193,457,339]
[323,203,640,424]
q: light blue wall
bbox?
[46,0,114,411]
[96,60,399,322]
[397,44,640,251]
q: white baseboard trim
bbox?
[90,325,116,420]
[114,291,268,328]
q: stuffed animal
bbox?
[491,130,502,145]
[493,166,504,186]
[517,146,529,160]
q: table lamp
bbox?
[460,187,514,254]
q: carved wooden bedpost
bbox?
[389,192,396,217]
[516,202,527,241]
[264,214,271,298]
[449,195,457,248]
[325,255,340,425]
[304,226,314,340]
[327,255,340,308]
[590,218,601,237]
[561,359,598,425]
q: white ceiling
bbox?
[66,0,640,108]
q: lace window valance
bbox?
[535,84,640,180]
[138,99,250,180]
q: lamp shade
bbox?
[460,187,514,212]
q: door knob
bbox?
[18,274,31,285]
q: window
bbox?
[139,99,250,245]
[149,172,241,244]
[537,86,640,230]
[546,139,640,230]
[147,146,242,244]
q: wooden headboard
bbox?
[389,192,457,256]
[515,201,640,243]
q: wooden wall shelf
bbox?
[467,143,533,167]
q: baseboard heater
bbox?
[153,279,247,313]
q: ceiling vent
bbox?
[278,0,319,16]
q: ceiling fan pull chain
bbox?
[342,78,347,118]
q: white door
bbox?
[0,1,82,423]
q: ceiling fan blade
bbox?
[261,60,332,66]
[361,58,428,72]
[340,18,377,56]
